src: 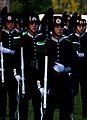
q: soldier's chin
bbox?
[9,27,13,30]
[32,29,37,33]
[57,33,62,36]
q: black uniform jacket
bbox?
[1,29,19,76]
[45,35,78,91]
[1,28,19,90]
[21,32,39,96]
[68,32,87,75]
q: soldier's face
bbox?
[53,25,63,36]
[5,21,14,30]
[76,24,86,33]
[28,22,39,34]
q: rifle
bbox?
[37,56,48,120]
[0,15,4,85]
[0,42,4,84]
[43,56,48,114]
[16,22,25,120]
[21,46,25,95]
[13,69,20,120]
[14,17,25,120]
[42,8,54,119]
[17,77,20,120]
[20,17,25,95]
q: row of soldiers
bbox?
[0,7,87,120]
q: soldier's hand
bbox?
[39,87,44,97]
[15,75,21,82]
[53,62,65,72]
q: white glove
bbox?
[37,80,44,97]
[15,75,21,82]
[53,62,65,72]
[37,80,41,89]
[39,87,44,97]
[76,51,84,57]
[0,47,15,54]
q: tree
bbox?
[66,0,80,13]
[10,0,51,14]
[51,0,58,10]
[9,0,87,14]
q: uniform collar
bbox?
[27,32,33,38]
[51,35,65,43]
[2,28,15,34]
[75,32,86,38]
[2,29,9,34]
[80,32,86,37]
[75,33,80,37]
[14,28,20,33]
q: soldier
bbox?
[14,12,42,120]
[68,18,87,118]
[0,12,18,120]
[42,15,78,120]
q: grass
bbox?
[6,91,87,120]
[73,92,87,120]
[53,92,87,120]
[28,91,87,120]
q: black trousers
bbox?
[44,92,73,120]
[44,72,74,120]
[73,61,87,117]
[19,90,41,120]
[79,72,87,117]
[19,65,42,120]
[0,76,17,120]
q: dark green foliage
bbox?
[10,0,87,14]
[10,0,52,14]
